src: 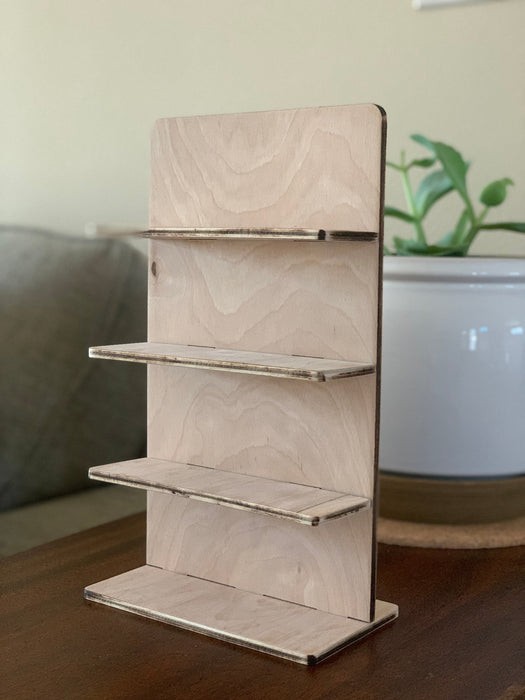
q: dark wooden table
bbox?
[2,513,524,700]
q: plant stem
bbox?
[386,161,404,171]
[461,206,489,252]
[400,153,426,245]
[460,184,477,225]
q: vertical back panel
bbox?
[147,492,373,621]
[147,105,385,622]
[150,104,383,231]
[148,239,378,362]
[148,367,375,497]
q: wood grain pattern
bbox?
[84,565,397,665]
[89,342,375,382]
[147,492,374,621]
[148,239,379,363]
[150,104,384,231]
[89,458,370,525]
[148,366,376,497]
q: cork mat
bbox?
[377,515,525,549]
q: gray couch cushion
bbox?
[0,228,147,510]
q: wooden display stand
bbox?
[84,104,398,665]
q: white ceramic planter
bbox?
[380,256,525,479]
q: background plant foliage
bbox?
[385,135,525,256]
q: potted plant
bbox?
[380,135,525,524]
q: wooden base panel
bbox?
[84,565,397,665]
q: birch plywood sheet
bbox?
[148,239,378,362]
[143,228,379,241]
[89,342,376,381]
[150,104,384,232]
[147,492,374,621]
[148,366,376,498]
[85,566,397,665]
[89,457,370,525]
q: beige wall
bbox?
[1,0,524,255]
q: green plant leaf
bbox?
[480,178,514,207]
[414,169,454,217]
[412,135,471,210]
[408,157,437,169]
[411,134,436,153]
[419,243,464,256]
[392,236,464,256]
[434,232,467,255]
[436,232,456,247]
[479,222,525,233]
[439,208,471,248]
[392,237,423,255]
[456,208,470,234]
[384,206,416,223]
[425,245,465,257]
[392,237,432,255]
[433,142,469,203]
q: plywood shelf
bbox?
[87,225,379,241]
[84,565,398,665]
[142,228,378,241]
[89,458,370,526]
[89,342,375,382]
